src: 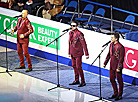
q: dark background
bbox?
[67,0,138,24]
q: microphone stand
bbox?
[89,44,109,102]
[0,17,19,76]
[46,30,70,91]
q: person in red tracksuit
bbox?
[12,10,34,72]
[103,33,125,101]
[68,21,89,87]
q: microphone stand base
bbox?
[48,84,70,91]
[89,97,107,102]
[6,69,12,76]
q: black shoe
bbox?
[25,68,32,72]
[78,82,86,87]
[69,81,80,85]
[108,94,118,99]
[15,66,25,69]
[115,96,122,101]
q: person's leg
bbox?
[110,69,118,95]
[116,71,124,96]
[22,43,32,68]
[76,56,85,83]
[71,55,79,82]
[114,71,123,101]
[17,42,25,67]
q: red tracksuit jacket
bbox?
[104,42,125,70]
[69,29,89,57]
[14,17,33,43]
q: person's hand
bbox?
[20,34,24,38]
[103,64,106,68]
[9,29,14,35]
[116,68,120,72]
[21,3,24,6]
[18,3,22,6]
[28,0,33,3]
[86,55,89,59]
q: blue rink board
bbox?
[0,39,138,86]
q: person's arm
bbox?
[15,0,25,6]
[78,32,89,59]
[116,46,125,72]
[23,19,34,37]
[11,18,19,35]
[68,32,71,57]
[13,18,19,32]
[103,47,110,68]
[9,0,14,9]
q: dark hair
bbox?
[112,33,120,41]
[44,1,52,11]
[71,21,78,26]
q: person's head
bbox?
[70,21,78,31]
[111,33,120,43]
[21,10,28,18]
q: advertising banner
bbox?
[124,47,138,72]
[0,14,60,49]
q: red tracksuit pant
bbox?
[71,55,85,83]
[17,42,32,68]
[110,69,124,96]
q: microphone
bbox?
[102,41,111,47]
[13,15,22,18]
[62,28,71,32]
